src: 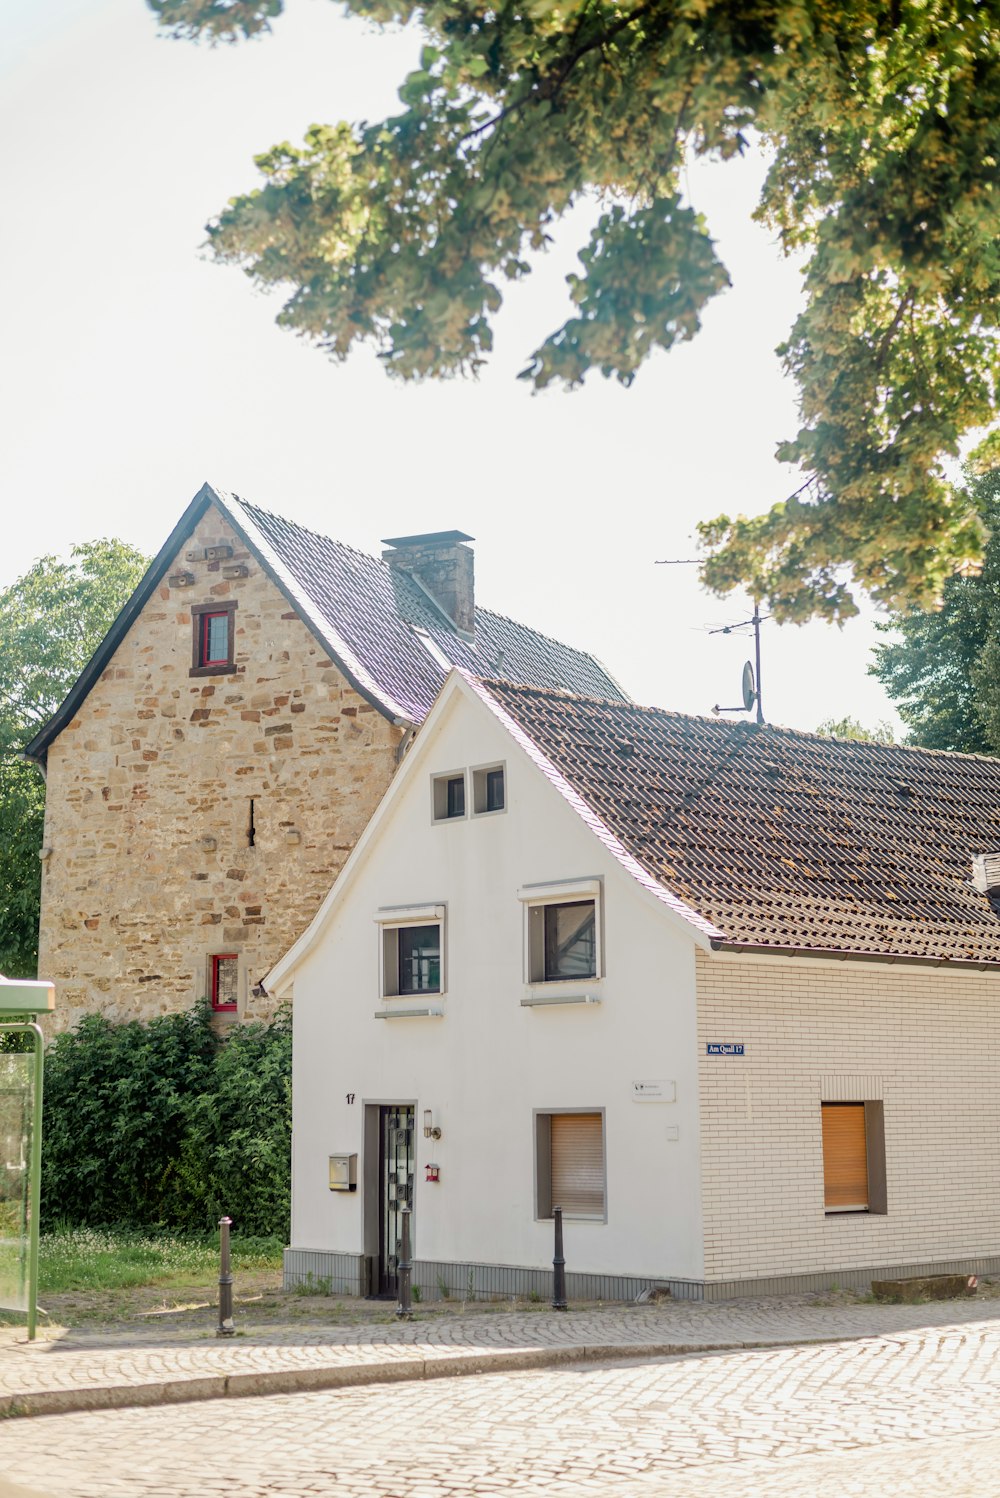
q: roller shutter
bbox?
[822,1103,869,1210]
[550,1112,604,1217]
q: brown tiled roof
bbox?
[479,679,1000,966]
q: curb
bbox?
[0,1336,841,1420]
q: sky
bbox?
[0,0,905,734]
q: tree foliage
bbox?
[0,540,149,977]
[150,0,1000,622]
[814,715,895,744]
[41,1005,292,1238]
[871,468,1000,755]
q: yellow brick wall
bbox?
[38,503,402,1032]
[696,948,1000,1284]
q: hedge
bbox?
[40,1002,291,1238]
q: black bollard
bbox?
[217,1215,235,1337]
[552,1205,567,1310]
[396,1204,413,1319]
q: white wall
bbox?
[287,685,704,1282]
[698,949,1000,1283]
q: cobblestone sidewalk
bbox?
[3,1291,1000,1418]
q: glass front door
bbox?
[378,1105,414,1296]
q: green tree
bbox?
[870,468,1000,756]
[815,716,896,745]
[0,541,149,977]
[151,0,1000,623]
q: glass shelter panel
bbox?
[0,1054,33,1313]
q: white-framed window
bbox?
[431,771,466,823]
[471,761,506,816]
[518,879,602,985]
[376,904,446,998]
[535,1109,607,1220]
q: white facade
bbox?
[270,673,1000,1300]
[270,675,705,1297]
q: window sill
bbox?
[537,1214,606,1224]
[190,663,238,678]
[373,1005,444,1019]
[521,991,601,1008]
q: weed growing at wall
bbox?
[41,1003,291,1238]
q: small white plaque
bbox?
[664,1125,680,1142]
[631,1079,676,1103]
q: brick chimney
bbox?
[381,530,475,637]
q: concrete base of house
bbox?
[283,1247,1000,1304]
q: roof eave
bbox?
[22,481,414,768]
[23,482,220,768]
[709,938,1000,972]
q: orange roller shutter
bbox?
[822,1103,869,1210]
[551,1113,604,1217]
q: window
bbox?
[191,601,236,676]
[432,772,466,822]
[536,1110,606,1220]
[397,925,441,994]
[211,954,238,1012]
[520,880,602,986]
[543,903,595,980]
[472,763,506,815]
[377,905,446,998]
[821,1101,886,1214]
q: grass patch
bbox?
[38,1227,284,1295]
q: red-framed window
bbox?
[200,611,231,667]
[211,954,239,1012]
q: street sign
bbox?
[706,1043,745,1056]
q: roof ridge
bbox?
[479,677,1000,764]
[231,496,381,568]
[233,504,626,676]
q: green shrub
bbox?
[172,1010,292,1237]
[40,1003,291,1239]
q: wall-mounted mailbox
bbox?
[328,1153,358,1192]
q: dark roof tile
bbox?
[481,679,1000,966]
[233,498,625,720]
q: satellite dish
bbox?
[742,661,756,713]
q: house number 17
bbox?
[346,1093,355,1105]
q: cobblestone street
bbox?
[4,1318,1000,1496]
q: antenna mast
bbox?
[655,558,768,723]
[707,603,767,723]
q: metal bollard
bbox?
[217,1215,235,1337]
[552,1205,567,1310]
[396,1204,413,1319]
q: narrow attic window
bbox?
[472,763,506,815]
[191,601,237,677]
[432,772,466,822]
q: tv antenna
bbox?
[708,602,767,724]
[654,557,767,724]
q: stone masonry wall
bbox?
[38,503,403,1033]
[696,948,1000,1287]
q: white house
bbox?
[267,672,1000,1301]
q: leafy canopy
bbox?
[150,0,1000,622]
[871,467,1000,756]
[814,715,895,744]
[0,540,149,977]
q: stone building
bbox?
[24,482,624,1032]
